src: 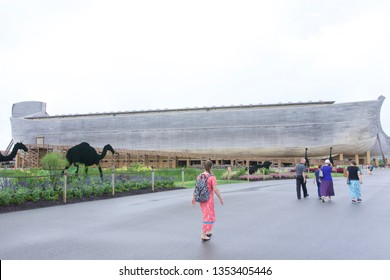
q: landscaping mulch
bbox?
[0,187,184,214]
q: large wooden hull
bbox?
[10,96,390,158]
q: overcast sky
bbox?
[1,0,390,150]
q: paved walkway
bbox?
[1,168,390,260]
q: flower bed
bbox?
[0,173,176,209]
[239,173,296,181]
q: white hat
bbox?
[325,159,331,164]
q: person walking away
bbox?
[313,165,322,200]
[366,164,372,175]
[320,159,335,202]
[347,160,363,203]
[192,160,224,241]
[295,158,309,199]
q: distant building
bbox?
[10,96,390,166]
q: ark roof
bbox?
[27,100,335,119]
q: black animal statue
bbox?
[249,161,272,174]
[329,147,334,165]
[0,142,28,162]
[62,142,115,179]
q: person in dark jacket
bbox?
[295,158,308,199]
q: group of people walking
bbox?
[296,158,363,203]
[192,158,364,242]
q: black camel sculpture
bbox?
[62,142,115,179]
[0,142,28,162]
[249,161,272,174]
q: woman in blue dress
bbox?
[320,159,335,202]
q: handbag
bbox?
[319,169,323,178]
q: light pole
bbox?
[329,147,334,165]
[305,148,309,167]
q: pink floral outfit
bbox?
[198,172,217,233]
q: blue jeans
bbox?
[316,181,321,198]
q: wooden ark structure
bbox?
[9,96,390,169]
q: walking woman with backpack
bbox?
[192,160,224,241]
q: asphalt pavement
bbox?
[1,168,390,260]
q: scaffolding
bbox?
[12,144,354,170]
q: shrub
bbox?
[41,152,66,190]
[129,163,152,172]
[93,185,106,196]
[69,187,83,199]
[11,188,30,205]
[41,188,59,201]
[255,168,270,175]
[103,184,111,194]
[221,168,246,180]
[29,188,42,202]
[41,152,67,171]
[154,176,175,188]
[84,185,94,197]
[0,188,13,206]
